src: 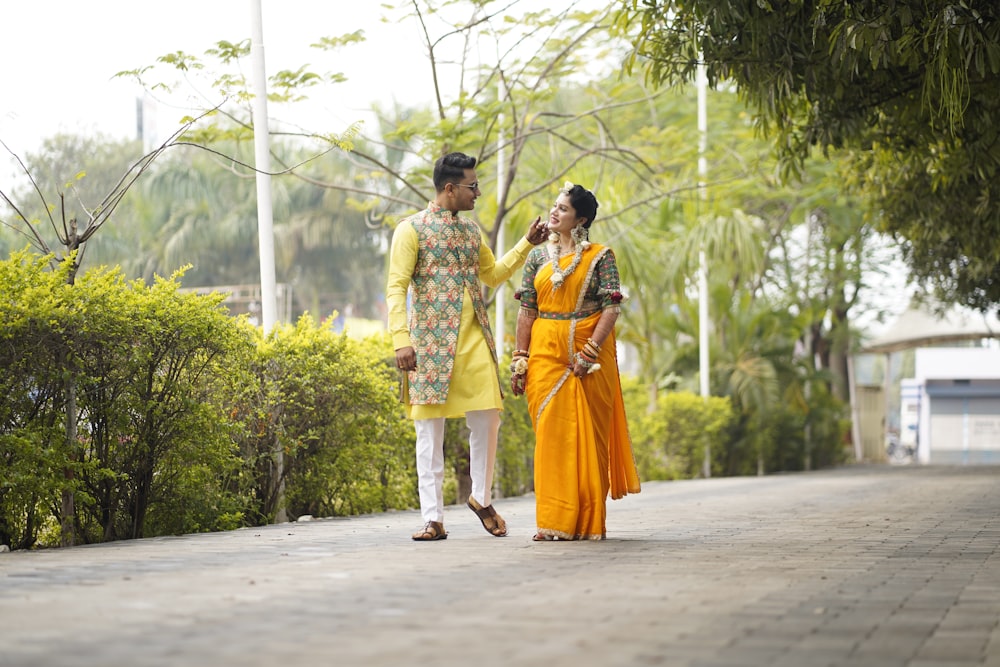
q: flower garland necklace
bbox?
[548,225,590,288]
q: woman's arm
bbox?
[511,306,537,396]
[588,308,619,350]
[570,248,623,377]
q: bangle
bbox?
[587,338,601,351]
[583,343,599,358]
[512,349,529,358]
[579,348,598,362]
[573,352,602,374]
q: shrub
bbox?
[237,316,415,521]
[630,389,736,480]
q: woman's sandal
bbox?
[411,520,447,541]
[532,532,555,541]
[467,495,508,537]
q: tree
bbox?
[121,1,678,270]
[0,114,208,284]
[617,0,1000,312]
[1,134,145,269]
[68,268,253,541]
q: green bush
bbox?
[0,251,80,548]
[0,251,258,546]
[630,389,737,481]
[495,354,536,498]
[239,315,415,521]
[69,268,255,542]
[624,373,847,479]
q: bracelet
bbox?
[510,356,529,375]
[587,338,601,351]
[512,349,530,358]
[573,352,602,374]
[579,347,598,362]
[582,343,599,358]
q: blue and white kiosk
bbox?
[912,348,1000,464]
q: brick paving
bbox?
[1,464,999,667]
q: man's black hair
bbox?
[433,152,477,191]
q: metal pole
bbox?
[495,79,507,349]
[250,0,285,523]
[697,52,711,478]
[250,0,278,334]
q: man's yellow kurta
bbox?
[386,203,533,420]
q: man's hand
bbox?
[524,216,548,245]
[395,346,416,372]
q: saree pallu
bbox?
[526,246,640,540]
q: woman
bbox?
[511,182,641,541]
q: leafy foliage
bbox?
[629,388,735,480]
[68,267,254,541]
[0,252,79,548]
[619,0,1000,311]
[246,316,416,520]
[0,251,254,546]
[0,251,421,548]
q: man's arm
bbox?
[386,221,418,354]
[479,216,548,288]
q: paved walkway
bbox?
[2,464,999,667]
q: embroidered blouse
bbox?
[516,244,624,314]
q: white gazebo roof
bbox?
[862,301,1000,354]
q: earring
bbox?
[571,225,589,244]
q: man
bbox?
[386,152,547,541]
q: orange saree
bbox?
[524,244,640,540]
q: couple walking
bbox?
[385,152,640,542]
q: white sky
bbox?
[0,1,431,156]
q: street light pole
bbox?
[250,0,278,335]
[495,78,507,349]
[697,51,711,478]
[250,0,285,522]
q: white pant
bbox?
[414,409,500,523]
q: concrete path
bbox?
[1,464,999,667]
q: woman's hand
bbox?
[510,354,529,395]
[570,352,600,378]
[511,372,526,396]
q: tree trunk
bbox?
[60,371,77,547]
[829,301,852,406]
[60,244,81,547]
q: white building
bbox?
[912,348,1000,464]
[859,301,1000,465]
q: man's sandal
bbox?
[412,521,447,541]
[467,495,508,537]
